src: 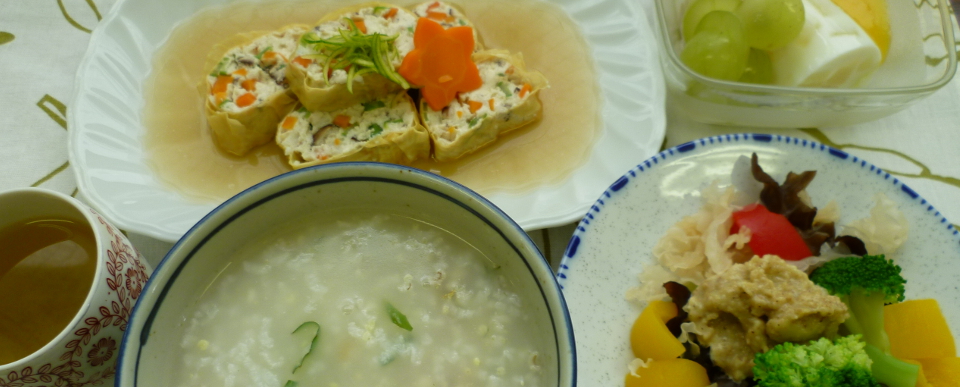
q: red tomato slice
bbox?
[731,203,812,261]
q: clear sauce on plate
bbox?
[143,0,600,201]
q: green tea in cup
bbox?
[0,218,98,365]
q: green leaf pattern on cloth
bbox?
[57,0,103,34]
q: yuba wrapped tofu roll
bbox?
[421,50,548,162]
[276,92,429,168]
[411,1,484,51]
[203,24,309,156]
[286,4,417,112]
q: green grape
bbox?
[739,48,774,84]
[693,11,744,41]
[682,0,741,40]
[680,30,750,81]
[736,0,805,50]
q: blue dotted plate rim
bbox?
[556,133,960,286]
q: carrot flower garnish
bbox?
[398,18,481,111]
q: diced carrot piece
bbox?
[281,116,298,130]
[211,75,232,94]
[519,83,532,98]
[333,114,352,128]
[262,51,277,61]
[352,18,367,34]
[427,1,441,9]
[235,93,257,108]
[293,56,312,68]
[241,79,257,91]
[214,92,227,105]
[456,111,462,118]
[505,66,515,74]
[488,98,495,110]
[427,11,454,23]
[334,138,341,145]
[232,68,247,77]
[467,100,483,113]
[383,7,398,18]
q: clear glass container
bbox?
[655,0,958,128]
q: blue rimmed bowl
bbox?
[115,162,575,387]
[558,133,960,386]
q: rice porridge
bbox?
[175,213,545,387]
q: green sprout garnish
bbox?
[299,18,410,93]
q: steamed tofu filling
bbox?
[277,94,416,162]
[293,7,418,86]
[207,26,306,113]
[208,66,285,112]
[424,58,528,140]
[413,1,471,29]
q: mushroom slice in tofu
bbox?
[420,49,548,162]
[203,24,308,156]
[286,4,417,112]
[275,92,429,168]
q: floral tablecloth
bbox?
[1,0,958,270]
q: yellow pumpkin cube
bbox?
[913,358,960,387]
[630,301,684,361]
[624,358,710,387]
[884,299,956,359]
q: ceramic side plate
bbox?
[68,0,666,242]
[558,133,960,386]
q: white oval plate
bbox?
[68,0,666,242]
[557,133,960,386]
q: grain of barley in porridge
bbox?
[176,213,543,387]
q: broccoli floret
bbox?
[753,335,879,387]
[809,255,918,387]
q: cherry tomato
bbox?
[731,203,812,261]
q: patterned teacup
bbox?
[0,188,151,387]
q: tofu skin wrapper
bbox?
[277,92,429,168]
[422,49,549,162]
[201,25,308,156]
[287,3,414,112]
